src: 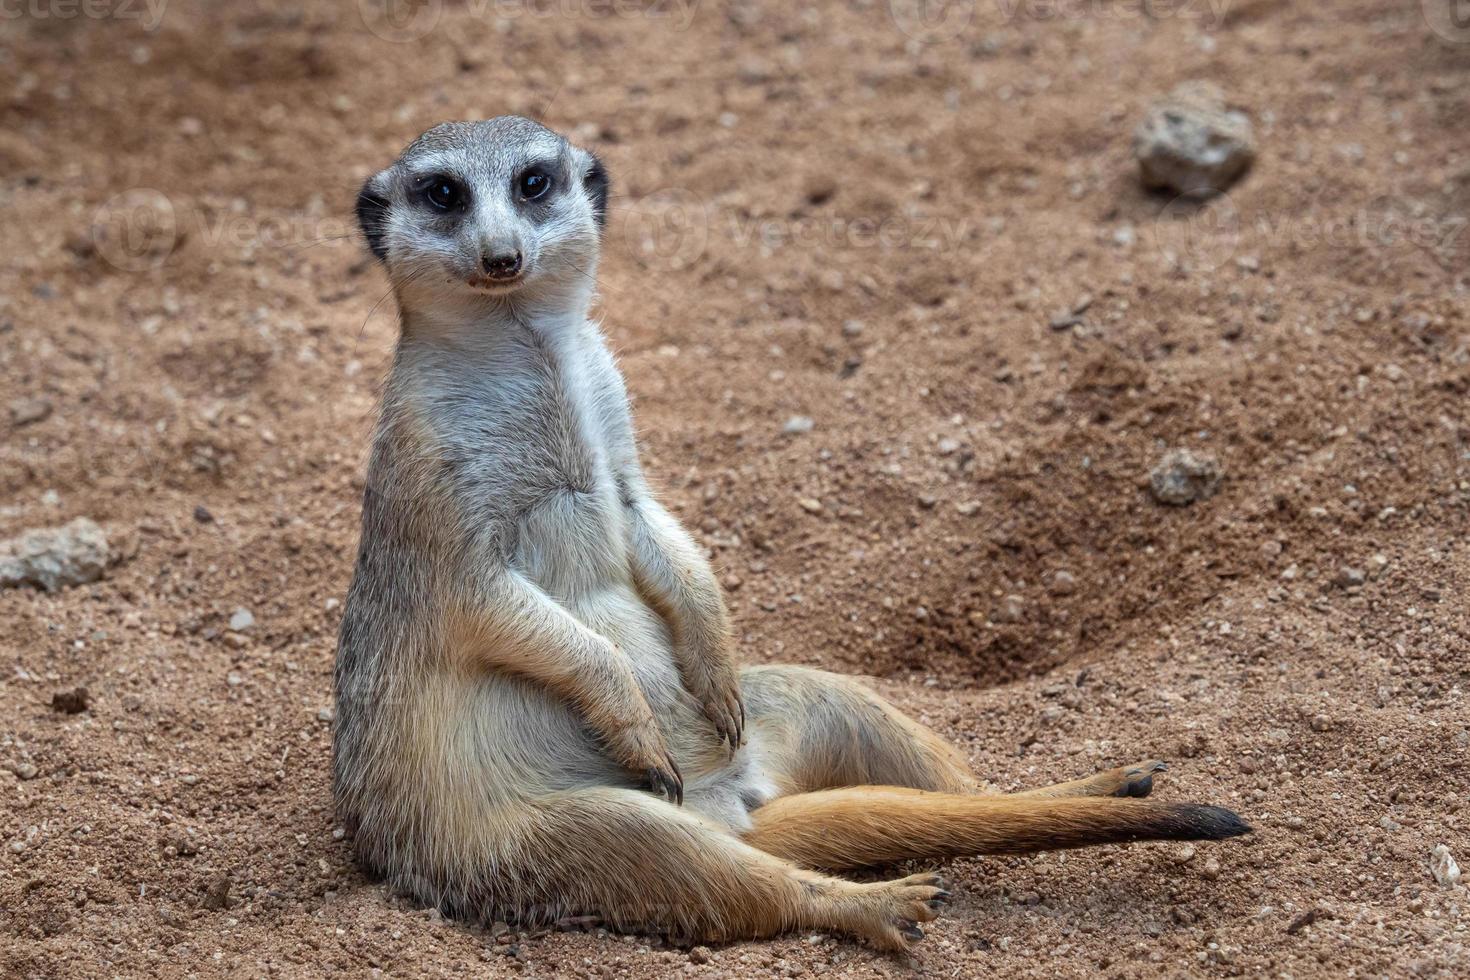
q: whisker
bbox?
[352,269,417,361]
[564,257,611,294]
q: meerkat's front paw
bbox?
[606,716,684,806]
[682,661,745,754]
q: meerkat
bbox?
[333,116,1250,951]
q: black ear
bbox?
[356,177,391,262]
[584,154,609,230]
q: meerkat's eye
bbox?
[421,176,465,212]
[519,171,553,201]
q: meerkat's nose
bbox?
[482,249,523,280]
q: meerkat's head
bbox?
[356,116,608,314]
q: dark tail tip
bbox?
[1167,803,1253,840]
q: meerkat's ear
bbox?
[356,173,391,262]
[583,153,609,230]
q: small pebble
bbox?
[996,595,1025,623]
[782,415,814,435]
[1430,844,1461,887]
[50,687,89,714]
[1050,570,1077,595]
[228,608,255,631]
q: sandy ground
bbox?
[2,0,1469,976]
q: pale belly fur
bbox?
[398,478,778,833]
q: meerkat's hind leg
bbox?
[1011,760,1170,799]
[740,665,980,795]
[495,788,949,951]
[743,787,1250,871]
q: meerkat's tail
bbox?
[744,786,1250,870]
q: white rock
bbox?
[0,517,111,592]
[782,415,815,435]
[1135,82,1255,197]
[1431,844,1462,887]
[228,608,255,631]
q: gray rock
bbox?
[1135,82,1255,197]
[1149,449,1223,506]
[1050,570,1078,595]
[0,517,111,591]
[8,397,52,426]
[228,608,255,631]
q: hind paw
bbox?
[1110,760,1168,798]
[852,872,951,952]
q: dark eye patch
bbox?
[584,154,609,229]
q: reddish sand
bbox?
[2,1,1467,976]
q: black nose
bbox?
[482,251,523,279]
